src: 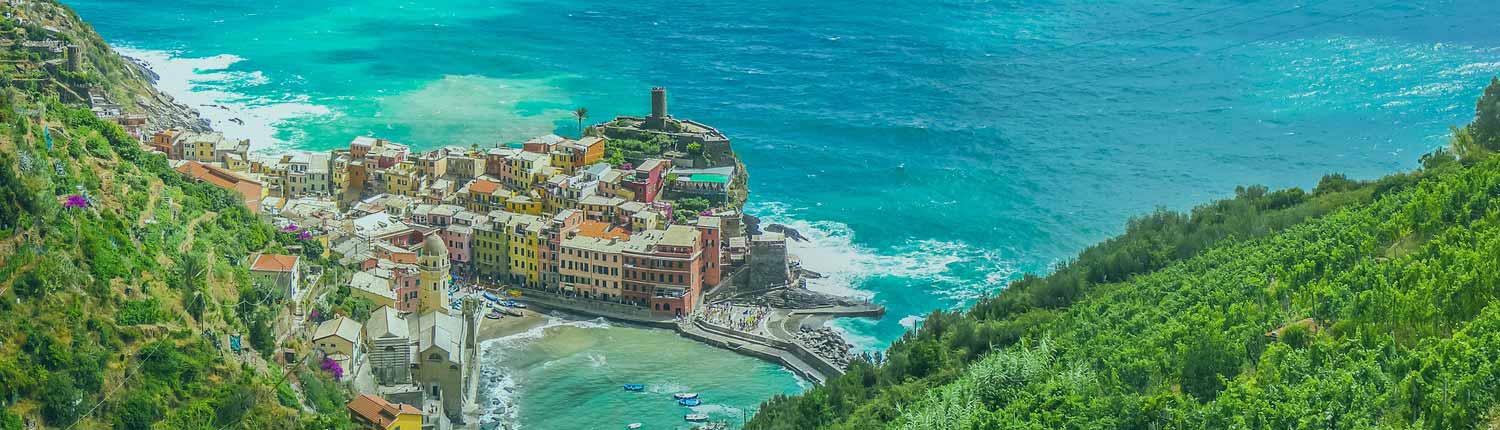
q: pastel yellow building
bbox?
[506,195,543,216]
[506,215,544,287]
[385,163,420,197]
[417,235,451,315]
[347,394,422,430]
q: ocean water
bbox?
[477,315,805,429]
[66,0,1500,428]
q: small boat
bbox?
[485,310,504,320]
[483,292,501,303]
[685,413,709,422]
[673,393,699,400]
[623,384,645,392]
[501,308,524,317]
[677,398,702,407]
[627,424,642,430]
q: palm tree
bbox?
[573,107,589,138]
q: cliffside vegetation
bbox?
[748,80,1500,430]
[0,3,342,429]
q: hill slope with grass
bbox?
[748,81,1500,430]
[0,2,345,429]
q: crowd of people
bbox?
[700,303,771,334]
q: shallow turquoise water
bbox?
[477,316,805,429]
[65,0,1500,428]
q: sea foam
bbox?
[114,47,331,153]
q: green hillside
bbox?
[748,81,1500,430]
[0,3,346,429]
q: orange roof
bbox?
[468,178,501,195]
[174,161,263,213]
[575,220,630,241]
[347,394,421,429]
[250,254,299,272]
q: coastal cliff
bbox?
[748,83,1500,429]
[1,0,208,133]
[0,1,328,429]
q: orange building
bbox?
[174,160,264,213]
[347,394,422,430]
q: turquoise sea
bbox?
[67,0,1500,428]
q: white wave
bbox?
[476,314,614,429]
[647,382,691,394]
[748,201,1016,307]
[114,47,332,153]
[687,403,744,417]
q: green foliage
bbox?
[0,11,306,425]
[1180,332,1239,401]
[0,408,20,430]
[750,90,1500,429]
[674,197,711,218]
[604,134,674,165]
[117,297,163,325]
[1473,77,1500,150]
[38,373,82,426]
[297,369,348,414]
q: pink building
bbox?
[381,261,422,313]
[442,224,473,267]
[624,159,667,203]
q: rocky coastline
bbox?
[120,53,213,134]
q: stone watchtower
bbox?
[417,234,452,315]
[65,45,82,73]
[645,87,671,130]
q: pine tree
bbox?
[1472,77,1500,149]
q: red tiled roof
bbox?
[250,254,299,272]
[347,394,421,429]
[469,178,501,195]
[174,161,263,213]
[575,221,630,241]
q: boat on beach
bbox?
[673,393,698,400]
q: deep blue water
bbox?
[66,0,1500,427]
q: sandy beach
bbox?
[475,308,547,342]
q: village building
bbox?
[347,393,422,430]
[313,316,364,369]
[365,306,412,384]
[173,160,265,213]
[248,253,301,296]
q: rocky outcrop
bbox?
[121,55,212,134]
[764,223,808,242]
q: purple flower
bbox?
[63,194,88,209]
[282,224,300,232]
[320,357,345,380]
[298,231,313,240]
